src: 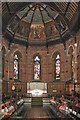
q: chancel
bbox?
[1,1,80,120]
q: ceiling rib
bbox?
[27,5,37,41]
[39,6,45,25]
[21,4,37,20]
[47,2,70,28]
[39,4,62,41]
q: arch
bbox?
[2,46,6,78]
[33,53,41,60]
[68,45,74,80]
[13,51,22,80]
[33,54,41,81]
[2,46,6,54]
[52,51,61,81]
[13,50,22,59]
[52,51,61,59]
[67,45,74,56]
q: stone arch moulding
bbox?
[52,51,61,59]
[33,53,42,60]
[2,46,7,55]
[52,51,61,81]
[33,53,41,81]
[12,50,22,60]
[13,50,23,81]
[67,45,74,56]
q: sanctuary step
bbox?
[31,97,43,106]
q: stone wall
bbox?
[2,32,80,94]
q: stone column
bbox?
[73,43,77,83]
[6,49,10,93]
[46,53,49,83]
[64,49,67,91]
[73,43,77,93]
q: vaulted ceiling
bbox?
[2,2,80,46]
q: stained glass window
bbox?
[14,54,19,79]
[2,47,5,78]
[68,46,74,79]
[55,54,60,80]
[34,56,40,80]
[70,49,74,79]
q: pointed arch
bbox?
[33,54,41,81]
[2,46,6,78]
[67,45,74,56]
[68,45,74,80]
[13,51,22,80]
[53,51,61,80]
[33,53,41,60]
[13,50,22,60]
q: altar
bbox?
[27,82,47,97]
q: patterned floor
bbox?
[25,104,54,119]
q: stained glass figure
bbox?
[34,56,40,80]
[14,54,19,79]
[55,54,60,80]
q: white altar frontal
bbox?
[27,82,47,97]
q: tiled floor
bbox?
[27,106,48,118]
[22,98,52,118]
[25,104,54,119]
[10,98,55,119]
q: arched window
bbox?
[14,54,19,80]
[33,56,41,80]
[68,46,74,79]
[2,47,6,78]
[54,54,61,80]
[71,52,74,79]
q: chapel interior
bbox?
[0,1,80,120]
